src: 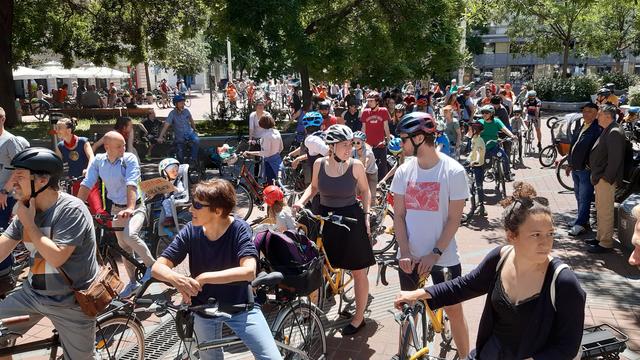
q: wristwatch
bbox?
[432,247,443,256]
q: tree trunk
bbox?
[299,64,312,111]
[144,62,151,91]
[561,43,570,78]
[0,0,17,128]
[613,59,622,73]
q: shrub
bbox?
[599,73,639,91]
[629,85,640,106]
[532,76,599,102]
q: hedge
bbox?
[532,76,600,102]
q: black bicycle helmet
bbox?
[597,87,611,97]
[396,112,436,136]
[9,147,63,199]
[318,100,331,110]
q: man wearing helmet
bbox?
[361,92,392,179]
[79,131,155,297]
[596,87,619,107]
[157,94,200,165]
[0,148,99,359]
[317,100,337,130]
[390,112,471,358]
[524,90,542,151]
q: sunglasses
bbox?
[399,136,413,143]
[352,141,363,146]
[191,200,209,210]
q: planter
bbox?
[540,101,585,112]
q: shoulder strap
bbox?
[550,263,570,311]
[496,245,514,272]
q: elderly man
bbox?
[566,103,602,236]
[588,105,626,253]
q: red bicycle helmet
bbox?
[263,185,284,206]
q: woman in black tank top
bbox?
[293,124,375,336]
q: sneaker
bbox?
[568,225,586,236]
[119,282,141,298]
[140,267,152,284]
[588,244,613,254]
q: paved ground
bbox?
[8,112,640,359]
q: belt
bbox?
[113,199,142,208]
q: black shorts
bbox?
[398,263,462,291]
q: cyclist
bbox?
[0,147,99,359]
[509,106,526,162]
[152,179,282,360]
[159,79,170,109]
[352,131,378,206]
[361,91,392,180]
[0,106,29,229]
[395,182,586,359]
[390,112,470,358]
[226,82,238,106]
[389,103,406,136]
[78,131,154,297]
[523,90,542,151]
[289,112,328,187]
[263,185,297,232]
[342,100,362,132]
[318,100,337,130]
[479,105,517,182]
[157,94,200,165]
[596,87,619,107]
[435,120,452,157]
[243,114,283,185]
[468,121,487,215]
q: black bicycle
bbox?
[484,139,510,199]
[94,214,148,283]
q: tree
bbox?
[206,0,464,109]
[1,0,208,127]
[151,31,210,77]
[490,0,597,78]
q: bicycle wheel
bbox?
[95,315,145,360]
[498,161,507,198]
[546,116,559,129]
[274,302,327,360]
[154,219,191,277]
[372,210,396,255]
[340,270,355,305]
[34,107,47,121]
[184,98,191,107]
[437,311,454,358]
[399,303,428,359]
[538,145,557,167]
[233,183,254,220]
[556,156,574,191]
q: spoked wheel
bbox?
[539,145,557,167]
[437,312,454,359]
[95,315,145,360]
[233,183,254,220]
[371,210,396,255]
[274,302,327,360]
[399,303,428,360]
[555,156,574,191]
[546,116,560,129]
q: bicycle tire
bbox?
[437,312,454,358]
[233,183,254,220]
[184,98,191,107]
[372,210,396,255]
[556,156,574,191]
[34,107,47,121]
[98,244,121,278]
[95,314,145,360]
[273,301,327,360]
[546,116,559,129]
[538,145,557,167]
[399,303,428,359]
[498,161,507,198]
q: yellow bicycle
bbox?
[378,259,455,360]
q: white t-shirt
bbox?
[249,111,271,139]
[390,154,470,266]
[304,134,329,156]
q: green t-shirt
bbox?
[479,118,505,150]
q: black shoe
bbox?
[478,205,487,216]
[341,320,366,336]
[588,244,612,254]
[585,238,599,245]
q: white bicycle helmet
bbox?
[159,158,180,177]
[526,90,537,97]
[436,120,446,132]
[324,124,354,144]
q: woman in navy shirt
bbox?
[395,182,586,359]
[152,179,281,360]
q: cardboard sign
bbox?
[140,177,177,198]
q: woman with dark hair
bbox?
[243,114,283,185]
[152,179,282,360]
[92,116,138,157]
[395,182,586,359]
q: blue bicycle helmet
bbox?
[173,94,185,105]
[628,107,640,114]
[396,112,436,136]
[387,137,402,155]
[302,111,323,128]
[353,131,367,141]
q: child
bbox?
[435,120,452,157]
[263,185,297,232]
[352,131,378,206]
[379,137,404,184]
[158,158,188,235]
[510,106,526,161]
[468,121,487,215]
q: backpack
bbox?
[253,229,322,296]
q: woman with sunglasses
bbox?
[395,182,586,359]
[293,124,375,336]
[352,131,378,206]
[152,179,282,360]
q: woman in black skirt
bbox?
[293,124,375,335]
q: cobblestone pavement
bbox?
[8,112,640,359]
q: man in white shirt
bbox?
[391,111,470,358]
[249,100,271,142]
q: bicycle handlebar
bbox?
[297,208,357,227]
[377,259,399,286]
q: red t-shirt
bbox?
[321,115,337,130]
[362,107,390,147]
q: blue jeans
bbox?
[176,131,200,164]
[472,166,485,203]
[486,146,511,176]
[572,169,594,227]
[194,307,282,360]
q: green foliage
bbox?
[532,76,599,102]
[629,86,640,106]
[151,31,210,75]
[584,0,640,62]
[599,73,640,90]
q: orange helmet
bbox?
[263,185,284,206]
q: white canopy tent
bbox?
[35,61,129,79]
[12,66,47,80]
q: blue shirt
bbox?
[436,133,451,157]
[57,137,90,177]
[81,152,140,205]
[166,108,195,140]
[161,219,258,306]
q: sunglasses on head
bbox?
[191,200,208,210]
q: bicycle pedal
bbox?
[339,310,353,319]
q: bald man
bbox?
[78,131,155,297]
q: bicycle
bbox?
[539,119,570,168]
[219,151,266,221]
[510,132,523,168]
[522,124,535,156]
[371,183,397,255]
[135,272,327,359]
[295,209,356,315]
[484,139,510,199]
[378,260,454,360]
[277,156,306,207]
[0,299,145,359]
[461,163,485,225]
[555,155,574,191]
[94,214,148,283]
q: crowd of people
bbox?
[0,70,637,359]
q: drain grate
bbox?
[141,319,182,359]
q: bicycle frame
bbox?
[238,159,264,203]
[313,218,353,295]
[0,332,61,359]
